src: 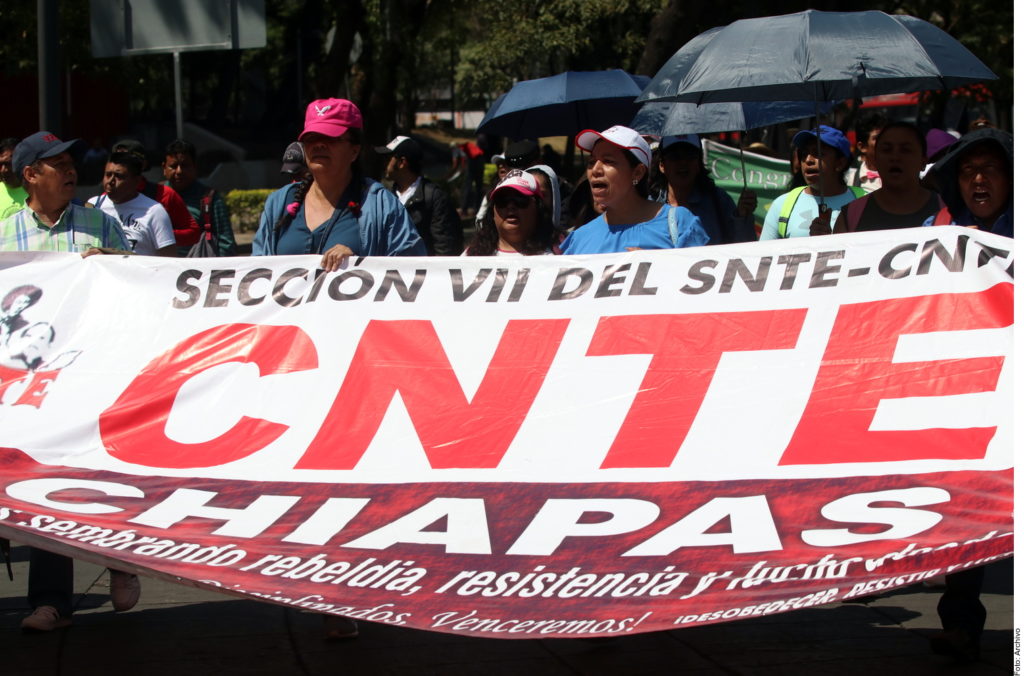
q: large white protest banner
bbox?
[0,227,1012,637]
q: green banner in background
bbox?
[704,140,794,234]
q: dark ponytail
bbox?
[273,174,314,232]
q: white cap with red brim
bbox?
[575,125,652,168]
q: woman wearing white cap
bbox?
[465,169,557,255]
[560,125,708,254]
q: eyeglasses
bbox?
[494,192,531,209]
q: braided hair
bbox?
[273,174,314,233]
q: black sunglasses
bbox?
[494,192,531,209]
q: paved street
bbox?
[1,545,1013,675]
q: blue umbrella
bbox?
[630,99,834,136]
[630,98,837,189]
[639,10,996,106]
[478,70,650,139]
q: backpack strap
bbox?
[845,194,869,232]
[776,187,806,238]
[200,188,215,240]
[932,206,954,226]
[667,206,679,246]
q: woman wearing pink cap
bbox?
[254,98,425,267]
[465,170,557,255]
[559,125,708,254]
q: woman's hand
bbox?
[735,189,757,219]
[320,244,355,272]
[808,208,833,236]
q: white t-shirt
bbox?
[87,193,175,255]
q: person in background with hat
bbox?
[162,139,238,257]
[465,169,557,256]
[921,129,959,182]
[923,127,1012,237]
[376,135,462,256]
[474,152,510,229]
[560,125,707,254]
[917,127,1012,664]
[253,98,425,269]
[111,139,200,253]
[760,125,864,240]
[657,134,756,245]
[506,139,572,231]
[280,141,311,183]
[505,139,541,171]
[0,137,28,219]
[0,131,139,633]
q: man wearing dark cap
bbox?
[0,131,139,632]
[280,141,310,182]
[0,132,129,253]
[505,139,541,170]
[111,139,200,252]
[377,135,462,255]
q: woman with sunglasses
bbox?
[253,98,425,269]
[465,169,557,256]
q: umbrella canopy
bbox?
[630,99,836,136]
[478,70,650,139]
[639,10,997,105]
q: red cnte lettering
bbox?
[14,370,58,408]
[296,318,569,470]
[0,366,57,407]
[589,309,807,468]
[780,283,1012,465]
[100,323,318,468]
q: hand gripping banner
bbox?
[0,227,1012,638]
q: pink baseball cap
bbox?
[488,169,540,200]
[299,98,363,140]
[575,125,652,168]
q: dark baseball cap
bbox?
[13,132,84,177]
[281,141,306,175]
[374,135,423,162]
[111,138,148,165]
[505,139,540,168]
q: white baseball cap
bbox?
[575,125,652,168]
[488,169,540,200]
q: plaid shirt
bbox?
[0,202,129,252]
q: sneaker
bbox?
[21,605,71,632]
[109,570,141,611]
[323,615,359,640]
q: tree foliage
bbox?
[455,0,662,106]
[0,1,1012,155]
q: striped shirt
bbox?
[0,202,130,252]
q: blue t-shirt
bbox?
[560,204,708,254]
